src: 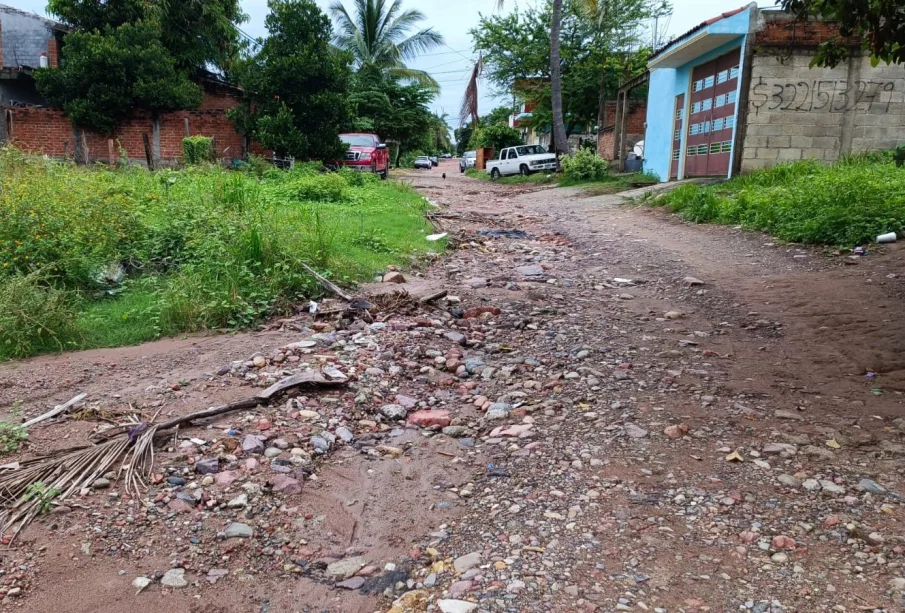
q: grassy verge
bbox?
[464,166,659,191]
[651,154,905,246]
[464,168,554,184]
[0,149,440,359]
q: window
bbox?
[672,149,680,160]
[712,117,724,130]
[729,65,740,79]
[715,94,726,108]
[692,101,700,113]
[674,129,680,140]
[710,142,721,154]
[501,150,509,160]
[692,79,704,92]
[728,91,737,104]
[676,108,683,120]
[702,98,712,111]
[726,116,735,128]
[704,75,715,88]
[717,70,728,84]
[702,121,711,133]
[721,141,732,152]
[689,123,700,135]
[697,144,708,155]
[687,146,697,156]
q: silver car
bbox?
[414,156,432,169]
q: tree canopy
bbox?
[330,0,444,89]
[230,0,352,160]
[779,0,905,66]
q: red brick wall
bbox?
[597,100,646,160]
[5,91,249,163]
[755,13,859,47]
[47,37,59,68]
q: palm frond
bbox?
[395,28,444,61]
[387,66,440,91]
[459,56,483,127]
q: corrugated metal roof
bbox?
[649,4,751,61]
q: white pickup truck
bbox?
[485,145,557,179]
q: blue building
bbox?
[643,4,754,181]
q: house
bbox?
[0,3,252,164]
[643,4,905,181]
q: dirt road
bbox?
[2,159,905,612]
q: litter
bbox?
[476,229,530,239]
[877,232,897,243]
[308,301,318,314]
[426,232,448,242]
[854,246,867,256]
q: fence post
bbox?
[142,133,153,170]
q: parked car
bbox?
[459,150,477,173]
[441,153,452,158]
[429,156,438,167]
[337,133,390,179]
[414,156,433,169]
[485,145,556,179]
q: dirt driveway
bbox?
[2,159,904,612]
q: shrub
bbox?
[561,149,609,181]
[0,421,27,454]
[0,273,81,358]
[182,136,214,165]
[285,173,349,202]
[470,124,522,151]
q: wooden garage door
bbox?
[684,50,740,177]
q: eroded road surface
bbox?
[2,159,905,613]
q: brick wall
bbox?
[740,48,905,171]
[597,100,646,160]
[754,13,858,47]
[47,36,58,68]
[5,91,249,163]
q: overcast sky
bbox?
[13,0,763,133]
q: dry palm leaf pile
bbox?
[0,366,348,540]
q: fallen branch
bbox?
[0,367,348,540]
[301,263,353,301]
[418,289,448,304]
[23,393,87,428]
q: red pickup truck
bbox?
[338,133,390,179]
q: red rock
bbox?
[771,535,797,550]
[822,515,840,529]
[738,531,758,543]
[663,423,690,439]
[167,499,193,514]
[464,306,501,319]
[258,420,272,431]
[271,474,302,495]
[383,271,406,283]
[407,410,451,428]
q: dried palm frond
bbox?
[459,55,483,128]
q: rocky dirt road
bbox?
[2,160,905,613]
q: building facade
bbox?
[643,4,905,181]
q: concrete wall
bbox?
[0,7,58,69]
[741,50,905,171]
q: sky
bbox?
[12,0,758,131]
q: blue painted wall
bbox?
[644,9,752,181]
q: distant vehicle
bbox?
[429,156,438,167]
[337,133,390,179]
[459,150,477,173]
[414,156,432,169]
[441,153,452,158]
[485,145,556,179]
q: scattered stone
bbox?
[271,474,302,494]
[774,410,805,421]
[517,264,544,277]
[663,423,689,439]
[132,577,152,590]
[408,409,451,428]
[445,331,467,346]
[227,493,248,508]
[326,556,366,581]
[380,404,408,420]
[664,311,684,319]
[242,435,265,454]
[161,568,188,588]
[624,423,648,439]
[206,569,229,584]
[224,522,253,538]
[195,457,219,474]
[484,403,512,421]
[335,576,366,590]
[453,552,481,574]
[683,276,705,286]
[383,271,406,283]
[264,447,282,459]
[858,478,886,495]
[442,425,468,438]
[91,478,111,490]
[777,474,802,488]
[438,600,478,613]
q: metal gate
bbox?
[684,50,740,177]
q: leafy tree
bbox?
[330,0,444,89]
[482,106,514,126]
[230,0,352,160]
[454,126,473,156]
[470,123,522,151]
[779,0,905,66]
[35,23,201,134]
[429,112,452,152]
[472,3,649,139]
[347,66,433,164]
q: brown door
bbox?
[670,94,684,179]
[685,49,740,177]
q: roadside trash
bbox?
[308,300,318,314]
[877,232,897,243]
[854,246,867,256]
[865,371,877,379]
[426,232,448,241]
[871,388,884,395]
[477,229,529,239]
[725,450,744,462]
[613,278,635,285]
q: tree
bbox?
[429,112,452,152]
[472,3,648,139]
[470,123,522,151]
[482,106,514,126]
[779,0,905,66]
[230,0,352,160]
[330,0,444,89]
[347,66,434,164]
[35,23,202,134]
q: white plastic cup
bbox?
[877,232,897,243]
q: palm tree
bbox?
[430,111,452,151]
[330,0,444,90]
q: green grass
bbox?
[464,166,659,190]
[464,168,554,184]
[0,150,441,359]
[651,154,905,246]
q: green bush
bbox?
[470,124,522,151]
[284,172,349,202]
[654,157,905,245]
[0,273,81,358]
[182,136,214,165]
[338,167,379,187]
[561,149,609,181]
